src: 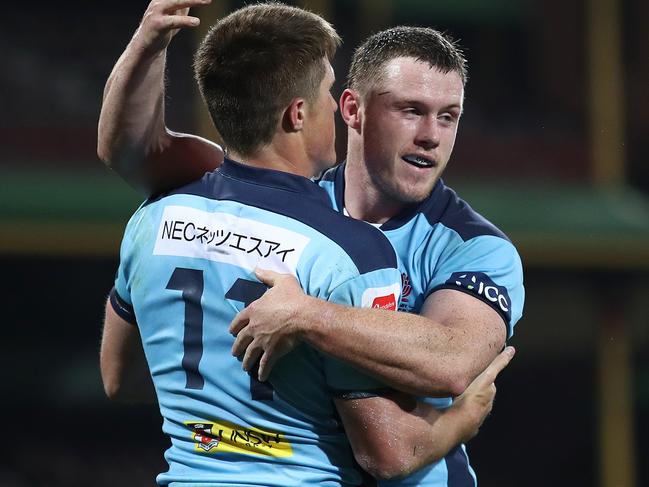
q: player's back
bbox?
[112,159,401,486]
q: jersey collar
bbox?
[332,161,445,231]
[219,157,331,205]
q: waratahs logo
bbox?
[401,273,412,299]
[446,272,511,321]
[398,273,411,308]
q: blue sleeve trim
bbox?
[109,287,137,326]
[330,388,394,400]
[428,284,512,339]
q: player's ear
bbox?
[340,89,362,131]
[283,97,305,132]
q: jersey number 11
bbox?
[166,267,274,401]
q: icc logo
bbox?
[446,272,511,321]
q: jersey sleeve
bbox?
[109,208,147,325]
[427,236,524,338]
[320,267,402,394]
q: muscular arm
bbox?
[97,0,222,196]
[100,297,156,403]
[231,270,506,397]
[336,347,514,480]
[305,289,506,397]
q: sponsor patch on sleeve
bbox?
[444,271,512,323]
[186,420,293,458]
[361,283,401,310]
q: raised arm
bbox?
[231,270,507,397]
[336,347,514,480]
[97,0,223,196]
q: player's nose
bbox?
[414,117,440,150]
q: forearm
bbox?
[100,336,157,404]
[337,348,511,480]
[390,348,512,476]
[97,2,223,196]
[300,298,492,397]
[388,402,472,478]
[97,32,169,185]
[409,403,472,468]
[337,395,475,481]
[103,355,157,404]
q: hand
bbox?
[135,0,212,55]
[229,268,311,381]
[450,346,515,442]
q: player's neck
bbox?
[343,158,405,225]
[229,144,314,179]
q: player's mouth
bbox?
[402,154,436,168]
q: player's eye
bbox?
[403,107,421,116]
[438,112,456,125]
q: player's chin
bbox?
[394,179,435,204]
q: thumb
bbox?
[482,346,516,383]
[254,267,282,287]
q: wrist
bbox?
[440,402,476,444]
[296,296,335,343]
[130,28,169,61]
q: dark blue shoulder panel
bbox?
[420,180,510,242]
[160,163,398,274]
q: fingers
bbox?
[258,350,279,382]
[229,308,250,336]
[160,14,201,30]
[254,267,283,287]
[232,331,278,382]
[157,0,212,14]
[463,346,515,396]
[479,346,515,384]
[231,324,253,357]
[144,0,211,33]
[241,339,263,373]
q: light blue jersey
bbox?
[319,163,525,487]
[110,159,402,486]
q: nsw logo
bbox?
[446,272,511,321]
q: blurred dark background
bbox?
[1,0,647,486]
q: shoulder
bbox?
[315,213,398,274]
[421,181,522,277]
[422,181,509,241]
